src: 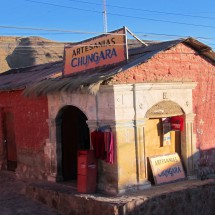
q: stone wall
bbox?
[121,183,215,215]
[26,179,215,215]
[46,80,197,194]
[46,91,119,194]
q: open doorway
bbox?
[144,100,185,184]
[56,105,90,181]
[3,108,17,171]
[145,118,183,184]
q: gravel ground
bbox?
[0,171,61,215]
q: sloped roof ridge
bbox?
[0,60,63,92]
[0,60,63,76]
[24,37,215,96]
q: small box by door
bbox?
[77,150,97,193]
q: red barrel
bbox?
[77,150,97,193]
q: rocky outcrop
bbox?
[0,36,65,73]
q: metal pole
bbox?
[103,0,107,33]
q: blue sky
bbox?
[1,0,215,49]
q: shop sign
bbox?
[149,153,186,185]
[63,27,127,75]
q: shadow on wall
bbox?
[6,37,36,68]
[118,181,215,215]
[198,148,215,180]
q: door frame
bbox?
[2,107,17,171]
[55,105,90,181]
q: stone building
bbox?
[0,29,215,195]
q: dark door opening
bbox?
[3,109,17,171]
[60,106,90,181]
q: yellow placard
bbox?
[149,153,186,185]
[64,27,127,75]
[163,132,171,146]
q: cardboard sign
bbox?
[149,153,186,185]
[163,132,171,146]
[63,27,127,75]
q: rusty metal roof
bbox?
[24,39,188,96]
[1,37,215,95]
[0,61,63,91]
[26,37,215,96]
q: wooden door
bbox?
[145,118,181,183]
[3,109,17,171]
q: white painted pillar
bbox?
[181,113,197,178]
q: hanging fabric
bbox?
[91,128,114,164]
[104,131,114,164]
[91,130,106,160]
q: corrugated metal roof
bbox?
[1,37,215,95]
[24,39,189,96]
[183,37,215,63]
[0,61,63,91]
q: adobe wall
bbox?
[0,110,5,169]
[109,43,215,177]
[0,90,49,179]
